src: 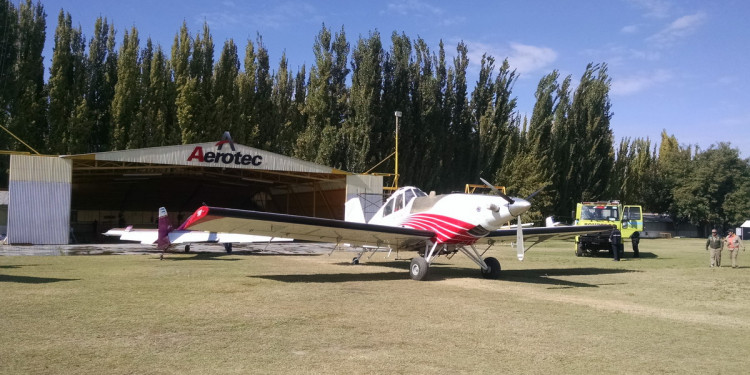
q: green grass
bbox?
[1,239,749,374]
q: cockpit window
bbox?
[383,199,393,216]
[413,188,427,197]
[404,189,415,206]
[394,194,403,212]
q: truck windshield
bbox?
[581,205,620,221]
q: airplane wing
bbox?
[103,228,292,245]
[179,206,435,247]
[476,224,613,248]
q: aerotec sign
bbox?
[186,138,263,166]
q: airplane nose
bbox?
[508,198,531,217]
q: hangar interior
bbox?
[68,157,350,243]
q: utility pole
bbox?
[394,111,402,189]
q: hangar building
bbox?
[6,136,382,245]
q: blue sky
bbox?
[40,0,749,158]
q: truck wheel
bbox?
[576,242,584,257]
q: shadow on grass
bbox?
[584,251,658,259]
[253,260,637,287]
[0,274,79,284]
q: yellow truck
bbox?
[574,201,643,256]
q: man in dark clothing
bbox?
[631,231,640,258]
[610,228,622,261]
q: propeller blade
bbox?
[516,215,525,261]
[480,177,515,204]
[524,185,548,201]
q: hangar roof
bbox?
[63,141,345,174]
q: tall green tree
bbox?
[111,26,140,149]
[84,16,116,152]
[235,38,257,145]
[0,0,18,138]
[295,24,343,166]
[253,35,273,150]
[47,10,85,154]
[271,52,296,155]
[8,0,46,152]
[212,38,240,140]
[343,31,383,173]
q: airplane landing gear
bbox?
[184,244,190,253]
[224,243,233,253]
[410,256,429,281]
[352,257,360,265]
[481,257,501,279]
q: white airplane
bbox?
[104,207,291,255]
[177,180,612,280]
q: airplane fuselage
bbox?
[367,187,530,245]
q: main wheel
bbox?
[184,244,190,253]
[409,257,429,281]
[576,242,584,257]
[224,243,233,253]
[352,257,360,265]
[481,257,502,279]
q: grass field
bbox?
[1,238,749,374]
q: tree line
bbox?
[1,1,748,232]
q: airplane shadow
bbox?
[254,260,636,287]
[161,253,242,261]
[0,274,80,284]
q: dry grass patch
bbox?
[1,238,749,374]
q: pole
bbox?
[394,111,402,189]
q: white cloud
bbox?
[507,43,558,75]
[621,24,640,34]
[198,2,320,31]
[384,0,464,26]
[647,11,707,45]
[461,41,557,76]
[627,0,672,18]
[611,69,673,96]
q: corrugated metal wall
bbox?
[8,155,72,244]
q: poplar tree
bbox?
[8,0,46,152]
[111,26,141,150]
[47,10,85,154]
[379,31,412,185]
[271,52,296,155]
[295,24,335,164]
[172,22,199,144]
[212,38,240,141]
[236,39,257,145]
[0,0,17,139]
[253,36,273,150]
[344,31,383,173]
[444,41,471,190]
[84,17,116,152]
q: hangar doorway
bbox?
[68,159,348,243]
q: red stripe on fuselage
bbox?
[401,213,481,244]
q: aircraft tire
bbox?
[184,245,190,253]
[481,257,502,279]
[352,257,359,265]
[409,257,429,281]
[224,243,233,253]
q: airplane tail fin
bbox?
[156,207,172,250]
[345,197,366,223]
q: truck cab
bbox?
[574,201,643,256]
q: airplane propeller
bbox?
[480,178,548,261]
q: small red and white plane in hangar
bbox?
[174,180,612,281]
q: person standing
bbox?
[725,229,744,268]
[631,231,640,258]
[706,229,723,267]
[610,228,622,261]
